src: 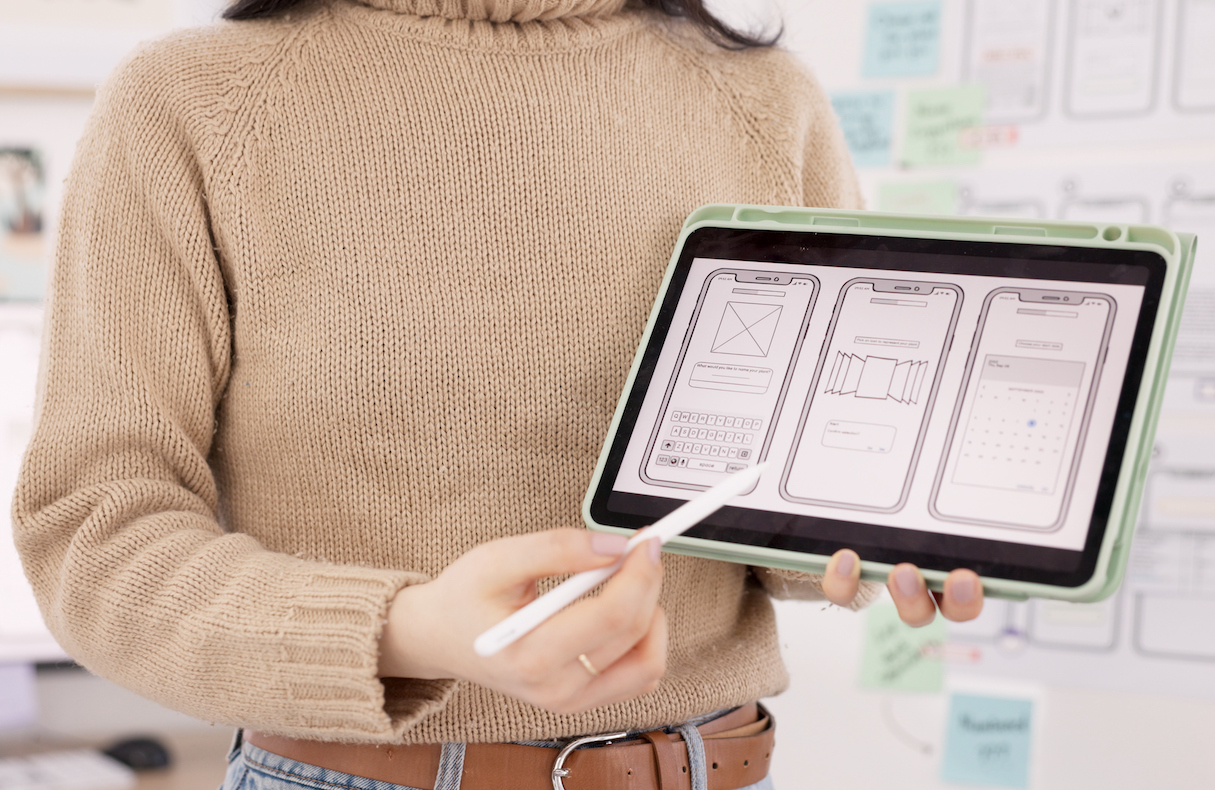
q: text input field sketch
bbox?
[1135,592,1215,661]
[1065,0,1162,118]
[1143,470,1215,534]
[965,0,1054,122]
[822,421,896,453]
[782,279,961,512]
[933,289,1114,530]
[642,268,818,490]
[688,362,773,395]
[1174,0,1215,112]
[960,196,1047,219]
[1060,195,1150,224]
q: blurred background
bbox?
[1,0,1213,787]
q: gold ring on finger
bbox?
[577,653,600,677]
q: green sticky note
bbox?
[859,602,946,692]
[941,694,1034,788]
[877,181,957,215]
[903,86,985,167]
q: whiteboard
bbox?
[0,0,226,89]
[0,303,64,662]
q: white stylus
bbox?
[473,462,770,658]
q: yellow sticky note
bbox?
[859,602,946,692]
[903,86,985,167]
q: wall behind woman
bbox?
[2,1,1214,787]
[727,2,1215,788]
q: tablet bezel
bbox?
[587,226,1167,588]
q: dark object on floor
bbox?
[102,736,172,771]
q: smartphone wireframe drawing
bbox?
[1065,0,1162,118]
[780,278,962,513]
[1173,0,1215,112]
[640,268,819,490]
[964,0,1055,122]
[932,288,1116,530]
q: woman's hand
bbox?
[819,549,984,626]
[377,529,666,715]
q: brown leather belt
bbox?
[245,703,774,790]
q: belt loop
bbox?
[227,729,244,763]
[639,731,684,790]
[675,723,708,790]
[435,742,466,790]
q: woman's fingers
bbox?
[887,563,938,627]
[533,538,664,672]
[937,568,984,622]
[887,564,986,626]
[465,529,628,597]
[821,549,861,607]
[380,527,671,713]
[556,607,669,715]
[496,542,667,715]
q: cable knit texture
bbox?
[13,0,872,744]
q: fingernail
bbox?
[591,533,629,556]
[835,551,856,578]
[952,576,977,606]
[648,538,662,565]
[894,566,921,598]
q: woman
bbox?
[13,0,983,788]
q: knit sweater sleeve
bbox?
[11,40,453,742]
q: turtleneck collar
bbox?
[348,0,629,23]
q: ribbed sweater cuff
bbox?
[251,564,456,741]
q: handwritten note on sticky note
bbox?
[831,91,896,168]
[941,694,1033,788]
[878,181,957,215]
[859,602,946,692]
[863,1,942,78]
[903,86,985,167]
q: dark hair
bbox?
[222,0,780,49]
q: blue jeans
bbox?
[221,733,776,790]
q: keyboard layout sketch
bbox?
[711,302,782,357]
[823,352,928,405]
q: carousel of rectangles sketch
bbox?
[823,352,928,404]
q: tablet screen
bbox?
[588,228,1166,586]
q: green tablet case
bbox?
[584,205,1196,602]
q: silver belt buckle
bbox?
[551,730,629,790]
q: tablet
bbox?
[584,206,1195,601]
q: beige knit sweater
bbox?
[13,0,877,744]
